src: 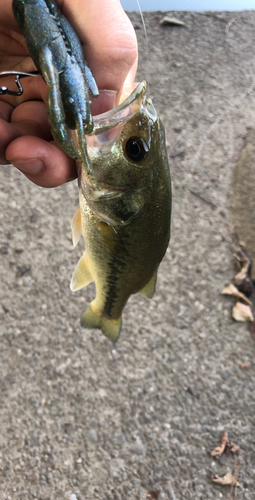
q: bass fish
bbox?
[71,82,171,341]
[11,0,171,342]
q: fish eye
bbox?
[125,137,148,162]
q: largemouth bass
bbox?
[11,0,171,342]
[71,82,171,342]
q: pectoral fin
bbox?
[81,301,122,342]
[138,270,157,299]
[70,251,93,291]
[71,205,82,247]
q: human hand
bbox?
[0,0,138,187]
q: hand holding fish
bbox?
[0,0,137,187]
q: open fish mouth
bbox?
[85,81,157,162]
[90,81,150,136]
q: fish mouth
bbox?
[90,81,147,136]
[80,172,125,201]
[83,183,125,200]
[85,81,157,150]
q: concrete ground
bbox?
[0,10,255,500]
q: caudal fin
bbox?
[81,302,122,342]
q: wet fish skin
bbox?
[71,83,171,342]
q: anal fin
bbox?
[81,301,122,343]
[70,251,93,291]
[137,270,157,299]
[71,205,82,247]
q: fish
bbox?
[70,81,171,342]
[11,0,172,342]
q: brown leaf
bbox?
[232,302,253,322]
[211,471,240,486]
[229,442,240,454]
[221,283,252,306]
[234,248,252,286]
[146,491,160,500]
[160,16,186,26]
[238,277,254,297]
[211,431,228,458]
[239,361,251,369]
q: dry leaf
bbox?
[211,431,240,459]
[239,361,251,369]
[160,16,185,26]
[234,265,249,285]
[237,277,254,297]
[146,491,160,500]
[211,471,240,487]
[229,442,240,454]
[239,240,246,247]
[211,430,228,458]
[232,302,253,322]
[233,248,253,290]
[221,283,252,306]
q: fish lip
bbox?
[90,81,147,136]
[81,180,125,202]
[87,185,124,198]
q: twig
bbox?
[198,13,227,23]
[168,131,185,156]
[189,189,218,208]
[219,138,247,168]
[225,17,237,35]
[211,430,229,459]
[211,430,240,459]
[228,457,241,500]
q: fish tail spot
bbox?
[81,302,122,342]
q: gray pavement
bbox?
[0,11,255,500]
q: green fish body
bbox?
[71,82,171,342]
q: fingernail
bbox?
[12,158,44,175]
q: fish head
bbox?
[79,81,170,226]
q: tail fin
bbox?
[81,302,122,342]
